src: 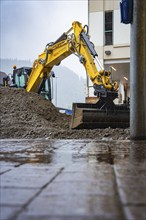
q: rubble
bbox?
[0,87,130,139]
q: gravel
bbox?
[0,87,130,140]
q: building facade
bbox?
[88,0,130,103]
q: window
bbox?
[14,74,25,87]
[105,11,113,45]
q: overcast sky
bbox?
[1,0,88,78]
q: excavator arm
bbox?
[26,21,129,129]
[26,21,115,96]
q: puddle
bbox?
[96,153,114,164]
[0,140,54,164]
[0,139,146,165]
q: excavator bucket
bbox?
[70,103,130,129]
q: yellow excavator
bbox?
[14,21,130,129]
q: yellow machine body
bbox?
[26,21,129,129]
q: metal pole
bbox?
[130,0,146,139]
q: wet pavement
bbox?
[0,139,146,220]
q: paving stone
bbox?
[64,163,112,173]
[40,181,115,196]
[5,166,64,176]
[0,139,146,220]
[0,205,21,220]
[17,194,123,220]
[118,187,146,205]
[80,142,109,154]
[1,168,62,188]
[114,165,146,178]
[0,167,11,175]
[124,206,146,220]
[0,161,20,167]
[0,142,31,153]
[0,161,21,175]
[0,187,38,206]
[20,163,64,169]
[16,215,111,220]
[115,176,146,188]
[53,171,114,184]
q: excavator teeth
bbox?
[70,103,130,129]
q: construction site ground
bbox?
[0,87,130,140]
[0,139,146,220]
[0,87,146,220]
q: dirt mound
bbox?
[0,87,130,139]
[0,87,70,138]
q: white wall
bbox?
[90,10,130,47]
[89,12,104,46]
[114,10,130,45]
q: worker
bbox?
[3,75,10,87]
[13,65,17,70]
[12,65,17,84]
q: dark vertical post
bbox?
[130,0,146,139]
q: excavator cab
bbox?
[12,67,31,88]
[12,67,52,101]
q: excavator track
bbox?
[70,103,130,129]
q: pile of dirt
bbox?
[0,87,130,139]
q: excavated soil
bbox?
[0,87,130,140]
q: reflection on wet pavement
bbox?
[1,139,145,165]
[0,139,146,220]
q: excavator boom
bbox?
[26,21,129,129]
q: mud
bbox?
[0,87,130,139]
